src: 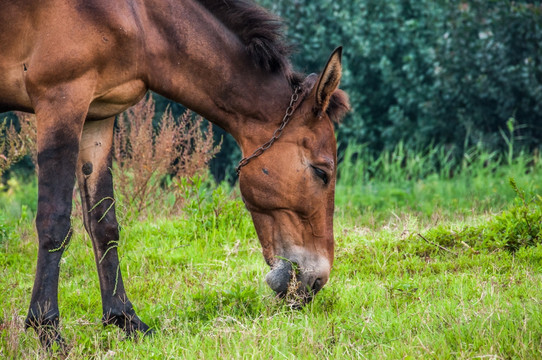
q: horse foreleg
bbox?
[24,104,86,348]
[76,117,151,337]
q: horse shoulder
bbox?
[0,0,148,116]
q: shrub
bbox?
[0,113,36,177]
[415,178,542,254]
[112,95,220,217]
[1,95,220,219]
[257,0,542,156]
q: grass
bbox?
[336,142,542,224]
[2,146,542,359]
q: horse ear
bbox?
[312,47,343,114]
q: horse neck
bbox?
[140,0,293,145]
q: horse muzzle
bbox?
[264,256,330,305]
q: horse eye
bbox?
[311,166,329,185]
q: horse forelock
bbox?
[196,0,297,83]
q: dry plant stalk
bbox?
[0,113,37,176]
[0,97,217,217]
[113,95,219,216]
[0,309,22,357]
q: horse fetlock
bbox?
[24,309,60,330]
[102,307,150,335]
[24,309,66,348]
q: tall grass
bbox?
[112,95,219,219]
[336,141,542,223]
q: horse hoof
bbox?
[143,327,155,337]
[38,328,68,353]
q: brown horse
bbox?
[0,0,349,347]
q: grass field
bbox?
[2,147,542,359]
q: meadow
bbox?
[1,144,542,359]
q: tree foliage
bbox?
[259,0,542,156]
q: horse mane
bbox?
[196,0,299,84]
[196,0,349,120]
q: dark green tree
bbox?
[260,0,542,158]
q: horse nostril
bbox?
[312,278,323,292]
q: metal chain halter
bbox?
[236,86,303,176]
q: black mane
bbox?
[197,0,299,84]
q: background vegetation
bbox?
[211,0,542,180]
[2,1,541,180]
[261,0,542,153]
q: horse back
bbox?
[0,0,147,116]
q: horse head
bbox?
[238,48,350,304]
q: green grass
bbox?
[2,149,542,359]
[336,142,542,224]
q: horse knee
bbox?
[83,194,119,241]
[35,210,72,251]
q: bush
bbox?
[0,95,220,219]
[0,113,36,177]
[415,178,542,254]
[258,0,542,157]
[112,95,219,218]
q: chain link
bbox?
[236,86,302,176]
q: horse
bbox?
[0,0,349,347]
